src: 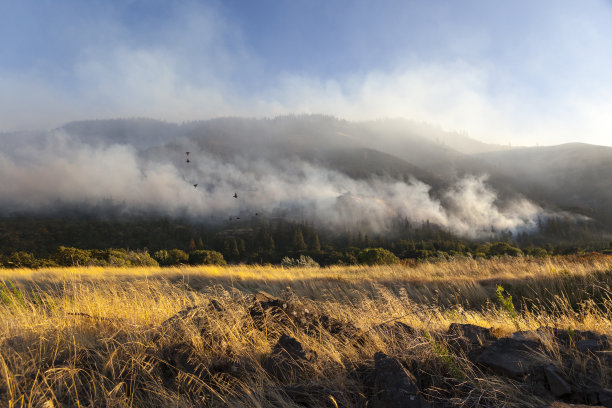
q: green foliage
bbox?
[55,246,92,266]
[488,242,523,257]
[495,285,519,325]
[280,255,320,268]
[357,248,400,265]
[524,247,548,258]
[90,249,158,267]
[6,252,40,268]
[424,330,465,379]
[0,280,26,308]
[188,250,227,266]
[153,249,189,266]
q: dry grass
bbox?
[1,255,611,407]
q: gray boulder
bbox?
[476,337,544,378]
[372,352,429,408]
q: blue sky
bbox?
[1,0,612,146]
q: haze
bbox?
[2,0,612,147]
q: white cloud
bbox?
[2,1,612,147]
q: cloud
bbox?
[2,1,612,148]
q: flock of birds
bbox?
[184,151,258,221]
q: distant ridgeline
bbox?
[0,213,610,268]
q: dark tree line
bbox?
[0,214,611,268]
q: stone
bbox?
[263,334,313,381]
[599,388,612,408]
[544,364,572,397]
[577,339,608,353]
[250,291,363,341]
[448,323,495,344]
[476,337,543,378]
[447,323,497,361]
[371,352,429,408]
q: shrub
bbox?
[6,252,39,268]
[280,255,320,268]
[188,250,227,266]
[487,242,523,257]
[54,246,92,266]
[357,248,400,265]
[90,249,158,267]
[153,249,189,266]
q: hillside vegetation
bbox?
[1,256,611,407]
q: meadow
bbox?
[1,255,611,407]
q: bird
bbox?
[233,192,238,198]
[193,184,198,188]
[186,158,190,163]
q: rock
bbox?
[577,338,608,353]
[448,323,495,344]
[476,337,544,378]
[372,352,429,408]
[599,388,612,408]
[250,291,363,341]
[263,334,313,381]
[447,323,496,361]
[279,384,344,407]
[538,327,609,351]
[544,364,572,397]
[373,321,417,337]
[159,299,225,336]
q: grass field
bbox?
[1,255,611,407]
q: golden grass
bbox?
[1,256,611,407]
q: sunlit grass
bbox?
[1,256,611,407]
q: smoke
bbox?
[0,125,547,238]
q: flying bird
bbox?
[193,184,198,188]
[233,192,238,198]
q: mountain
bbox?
[475,143,612,224]
[1,115,611,239]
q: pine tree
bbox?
[293,228,307,251]
[311,233,321,252]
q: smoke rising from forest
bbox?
[0,118,552,238]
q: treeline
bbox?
[0,214,611,268]
[0,246,227,268]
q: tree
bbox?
[292,228,307,251]
[311,233,321,252]
[55,246,92,266]
[357,248,400,265]
[188,250,227,266]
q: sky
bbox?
[1,0,612,147]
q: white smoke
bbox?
[0,128,546,238]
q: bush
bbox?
[153,249,189,266]
[357,248,400,265]
[54,246,92,266]
[188,250,227,266]
[90,249,158,267]
[5,252,40,268]
[281,255,320,268]
[487,242,523,257]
